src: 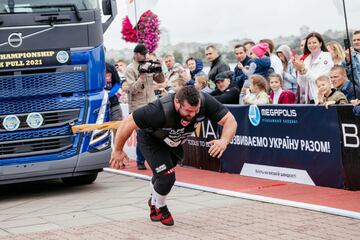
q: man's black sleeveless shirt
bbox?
[132,92,228,147]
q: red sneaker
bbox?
[148,198,159,222]
[156,205,174,226]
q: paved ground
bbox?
[117,162,360,213]
[0,172,359,240]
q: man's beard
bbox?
[182,115,193,122]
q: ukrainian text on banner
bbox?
[221,105,344,189]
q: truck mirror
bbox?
[102,0,112,15]
[102,0,118,32]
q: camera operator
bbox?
[125,44,165,170]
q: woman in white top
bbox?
[326,41,345,66]
[294,32,334,104]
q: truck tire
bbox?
[62,172,98,186]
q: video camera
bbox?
[138,60,162,74]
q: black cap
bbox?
[215,71,234,82]
[133,44,148,55]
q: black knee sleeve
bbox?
[153,172,176,196]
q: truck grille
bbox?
[0,109,80,132]
[0,136,73,159]
[0,99,83,160]
[0,72,86,99]
[0,125,70,142]
[0,96,84,115]
[0,67,87,160]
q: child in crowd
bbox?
[194,75,213,94]
[316,75,348,106]
[172,77,187,93]
[243,74,270,105]
[157,76,187,96]
[117,80,129,104]
[268,74,296,104]
[241,42,272,79]
[239,43,272,105]
[276,45,297,93]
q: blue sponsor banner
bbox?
[221,105,345,189]
[183,120,221,171]
[336,105,360,190]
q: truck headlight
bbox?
[90,91,110,146]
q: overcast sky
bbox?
[103,0,360,50]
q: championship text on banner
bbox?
[0,50,71,69]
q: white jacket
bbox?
[270,54,283,74]
[297,51,334,104]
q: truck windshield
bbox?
[0,0,98,13]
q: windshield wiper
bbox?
[35,14,71,25]
[15,4,82,21]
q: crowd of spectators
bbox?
[104,30,360,170]
[111,30,360,109]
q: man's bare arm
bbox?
[110,114,139,169]
[218,112,237,143]
[208,112,237,158]
[114,114,138,151]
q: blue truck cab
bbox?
[0,0,117,185]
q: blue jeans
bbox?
[136,130,145,164]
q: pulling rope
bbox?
[71,121,121,134]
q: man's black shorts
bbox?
[137,130,183,176]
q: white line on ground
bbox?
[104,168,360,220]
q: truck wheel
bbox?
[62,172,98,186]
